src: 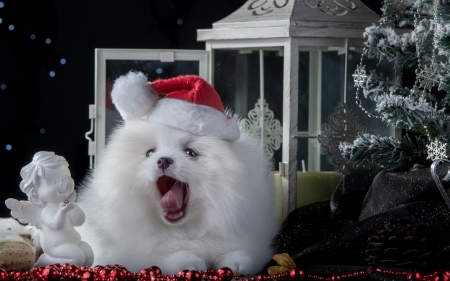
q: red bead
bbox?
[93,265,105,272]
[99,268,111,278]
[257,274,267,281]
[109,268,127,281]
[179,270,190,278]
[41,267,61,281]
[81,270,99,281]
[289,268,304,280]
[151,266,162,276]
[30,267,44,279]
[185,271,202,281]
[415,272,422,280]
[217,268,234,281]
[141,268,156,280]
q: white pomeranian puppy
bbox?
[77,72,278,275]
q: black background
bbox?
[0,0,382,218]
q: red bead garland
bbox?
[0,264,450,281]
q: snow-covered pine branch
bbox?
[340,133,429,169]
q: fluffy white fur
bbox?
[77,120,278,275]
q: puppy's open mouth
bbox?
[156,175,189,222]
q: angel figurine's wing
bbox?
[5,198,42,229]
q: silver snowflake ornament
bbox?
[416,65,439,92]
[352,64,368,89]
[426,139,448,161]
[318,103,368,174]
[239,99,283,158]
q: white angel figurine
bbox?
[5,151,94,267]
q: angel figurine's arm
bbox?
[68,203,86,227]
[40,202,74,230]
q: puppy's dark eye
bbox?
[185,148,198,157]
[146,149,156,157]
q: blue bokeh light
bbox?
[40,128,46,134]
[49,71,55,77]
[30,34,36,40]
[1,84,6,90]
[177,19,183,25]
[6,144,12,151]
[0,18,2,24]
[0,2,4,8]
[45,38,51,44]
[8,24,14,31]
[60,58,66,65]
[156,68,163,74]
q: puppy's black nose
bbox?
[157,157,173,169]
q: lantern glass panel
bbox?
[297,47,395,172]
[104,59,200,144]
[214,49,284,167]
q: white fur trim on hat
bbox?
[148,98,240,140]
[110,72,158,121]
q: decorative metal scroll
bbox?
[248,0,289,16]
[304,0,357,16]
[239,99,283,158]
[318,102,367,174]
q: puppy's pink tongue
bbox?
[160,182,184,211]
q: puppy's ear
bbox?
[110,71,158,121]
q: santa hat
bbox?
[110,71,240,140]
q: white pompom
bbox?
[110,71,158,121]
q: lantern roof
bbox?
[197,0,380,41]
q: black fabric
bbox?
[273,163,450,271]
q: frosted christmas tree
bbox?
[340,0,450,169]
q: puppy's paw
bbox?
[162,251,207,274]
[217,250,254,276]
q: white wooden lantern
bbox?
[197,0,393,220]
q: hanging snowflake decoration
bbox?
[426,139,448,161]
[352,64,368,88]
[318,103,368,174]
[239,99,283,158]
[416,65,439,92]
[383,0,406,22]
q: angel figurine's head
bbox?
[19,151,76,206]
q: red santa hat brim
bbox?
[148,98,240,140]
